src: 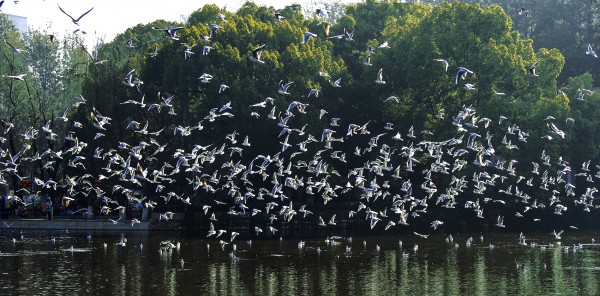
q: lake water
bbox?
[0,230,598,295]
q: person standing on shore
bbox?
[16,205,26,218]
[46,197,52,220]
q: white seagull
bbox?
[209,24,221,37]
[278,80,294,95]
[455,67,473,84]
[586,43,598,58]
[198,73,213,83]
[307,88,320,98]
[528,62,539,77]
[4,73,26,81]
[202,46,214,55]
[553,229,564,240]
[302,32,317,44]
[342,28,355,41]
[316,8,329,19]
[495,215,505,228]
[517,7,530,16]
[330,77,342,87]
[273,12,285,22]
[379,41,391,48]
[374,68,385,84]
[123,69,135,87]
[153,22,184,40]
[148,47,158,58]
[249,44,266,63]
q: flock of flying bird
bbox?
[1,3,600,250]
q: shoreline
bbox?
[0,218,153,231]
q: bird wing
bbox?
[209,25,218,37]
[57,4,76,22]
[4,39,16,51]
[253,45,265,58]
[303,33,310,44]
[125,69,135,79]
[74,7,94,23]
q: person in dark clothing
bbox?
[16,205,26,218]
[46,197,52,220]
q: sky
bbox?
[2,0,347,46]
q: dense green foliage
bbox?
[451,0,600,86]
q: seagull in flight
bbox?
[321,129,335,142]
[455,67,473,84]
[202,46,214,55]
[148,47,158,58]
[379,41,391,48]
[219,84,229,93]
[209,24,221,37]
[307,88,320,98]
[278,80,293,95]
[528,62,539,76]
[198,73,213,83]
[249,44,266,63]
[374,68,385,84]
[4,39,26,53]
[518,232,527,246]
[330,77,342,87]
[463,83,476,91]
[273,12,285,22]
[553,229,564,240]
[58,4,94,26]
[414,232,429,238]
[302,32,317,44]
[384,96,399,103]
[319,71,331,79]
[4,73,26,81]
[587,43,598,58]
[328,214,337,225]
[517,7,530,16]
[495,215,505,228]
[344,28,355,41]
[316,8,329,19]
[153,22,184,40]
[123,69,135,87]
